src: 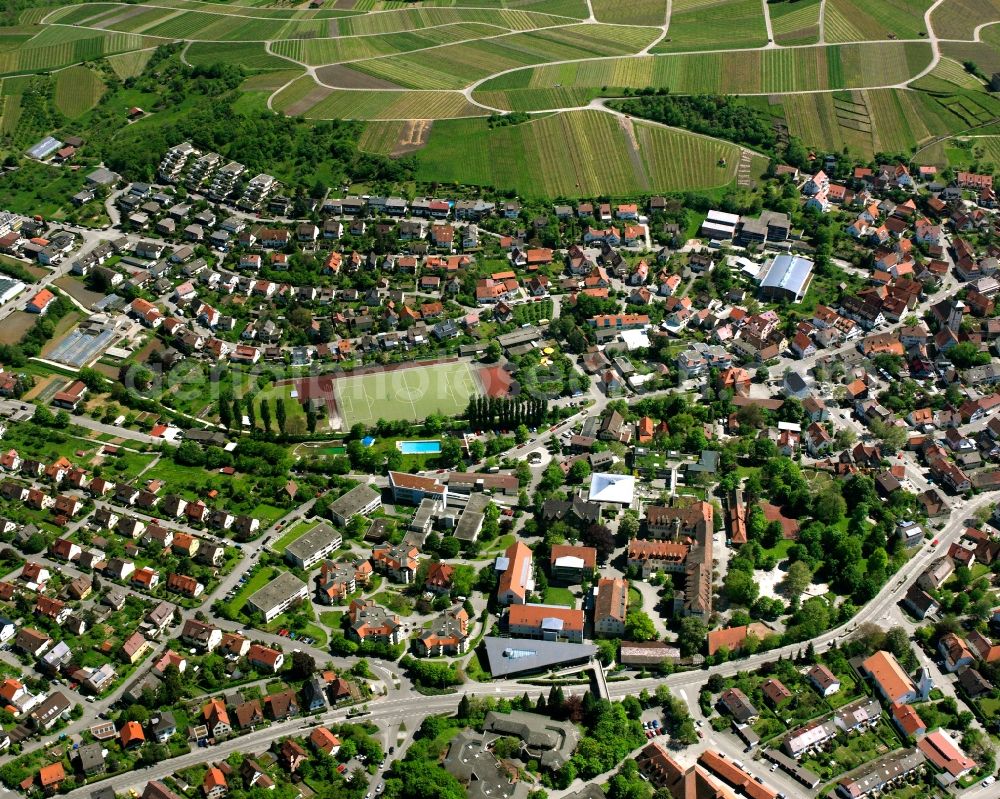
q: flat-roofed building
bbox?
[550,545,597,582]
[328,484,381,527]
[285,523,343,570]
[246,571,308,622]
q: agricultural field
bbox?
[184,41,298,71]
[954,135,1000,166]
[0,27,156,76]
[763,84,996,161]
[105,48,154,79]
[274,75,485,119]
[931,0,1000,40]
[768,0,822,46]
[358,121,409,155]
[653,0,768,52]
[336,7,575,35]
[413,110,748,197]
[940,21,1000,74]
[342,24,660,90]
[472,42,932,110]
[823,0,931,42]
[2,0,999,197]
[270,23,504,66]
[590,0,668,25]
[53,64,105,117]
[924,56,987,89]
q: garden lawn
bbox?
[226,567,276,614]
[320,611,344,629]
[271,519,315,553]
[371,590,415,616]
[542,586,576,607]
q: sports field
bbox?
[291,360,482,428]
[331,360,481,427]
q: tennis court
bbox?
[332,359,482,427]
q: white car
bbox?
[982,775,996,787]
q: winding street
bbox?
[51,479,994,799]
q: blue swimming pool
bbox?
[397,440,442,455]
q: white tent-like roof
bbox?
[588,473,635,505]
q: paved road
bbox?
[53,486,994,799]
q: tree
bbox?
[539,462,564,492]
[813,486,846,524]
[567,458,591,484]
[606,759,652,799]
[783,560,812,600]
[439,437,463,467]
[677,617,707,657]
[618,511,640,540]
[869,418,906,453]
[834,428,856,449]
[260,398,273,434]
[218,397,232,430]
[275,398,287,435]
[291,650,316,679]
[949,341,991,369]
[624,610,657,642]
[486,340,502,362]
[582,524,615,563]
[724,569,759,607]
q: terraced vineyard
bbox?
[768,0,822,46]
[590,0,668,25]
[53,64,105,117]
[411,110,744,195]
[472,42,933,109]
[823,0,931,41]
[652,0,768,52]
[2,0,1000,192]
[931,0,1000,39]
[185,41,298,71]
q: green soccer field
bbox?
[332,360,482,428]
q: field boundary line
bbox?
[312,20,579,70]
[271,20,515,44]
[464,38,934,97]
[36,1,590,25]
